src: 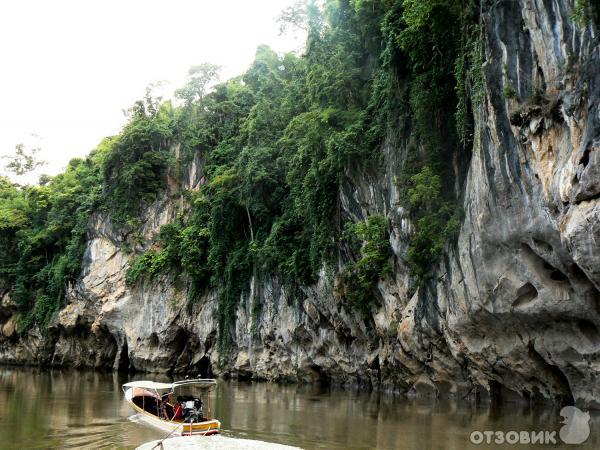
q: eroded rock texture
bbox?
[1,0,598,408]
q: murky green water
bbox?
[0,367,598,449]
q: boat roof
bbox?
[123,380,174,390]
[172,378,217,388]
[123,379,217,391]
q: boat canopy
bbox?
[123,380,174,391]
[122,379,217,392]
[172,378,217,389]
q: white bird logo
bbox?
[559,406,590,444]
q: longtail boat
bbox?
[122,379,220,436]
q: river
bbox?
[0,367,597,449]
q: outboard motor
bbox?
[181,395,202,422]
[182,399,196,422]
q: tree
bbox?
[124,81,167,119]
[175,63,221,106]
[2,144,46,176]
[278,0,311,34]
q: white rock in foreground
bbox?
[136,435,302,450]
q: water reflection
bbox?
[215,382,600,450]
[0,367,598,449]
[0,368,163,449]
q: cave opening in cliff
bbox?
[512,282,538,308]
[118,339,131,373]
[578,320,600,343]
[527,342,574,406]
[579,146,591,167]
[197,355,213,378]
[308,364,331,386]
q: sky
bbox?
[0,0,305,182]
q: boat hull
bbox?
[124,388,220,436]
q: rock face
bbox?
[436,0,600,409]
[0,1,598,408]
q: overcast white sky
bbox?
[0,0,304,182]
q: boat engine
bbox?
[180,396,203,423]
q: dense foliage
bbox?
[341,215,392,317]
[0,0,487,342]
[0,155,103,328]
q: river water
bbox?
[0,367,597,449]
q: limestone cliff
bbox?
[1,0,599,408]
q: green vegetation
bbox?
[502,84,518,100]
[396,0,481,283]
[1,0,485,343]
[0,94,174,329]
[101,92,175,228]
[1,144,46,176]
[1,152,103,328]
[404,166,462,280]
[572,0,593,26]
[125,248,170,286]
[341,215,392,316]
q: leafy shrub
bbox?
[32,294,58,327]
[342,215,392,316]
[125,249,169,286]
[101,101,174,227]
[503,84,518,99]
[404,166,462,282]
